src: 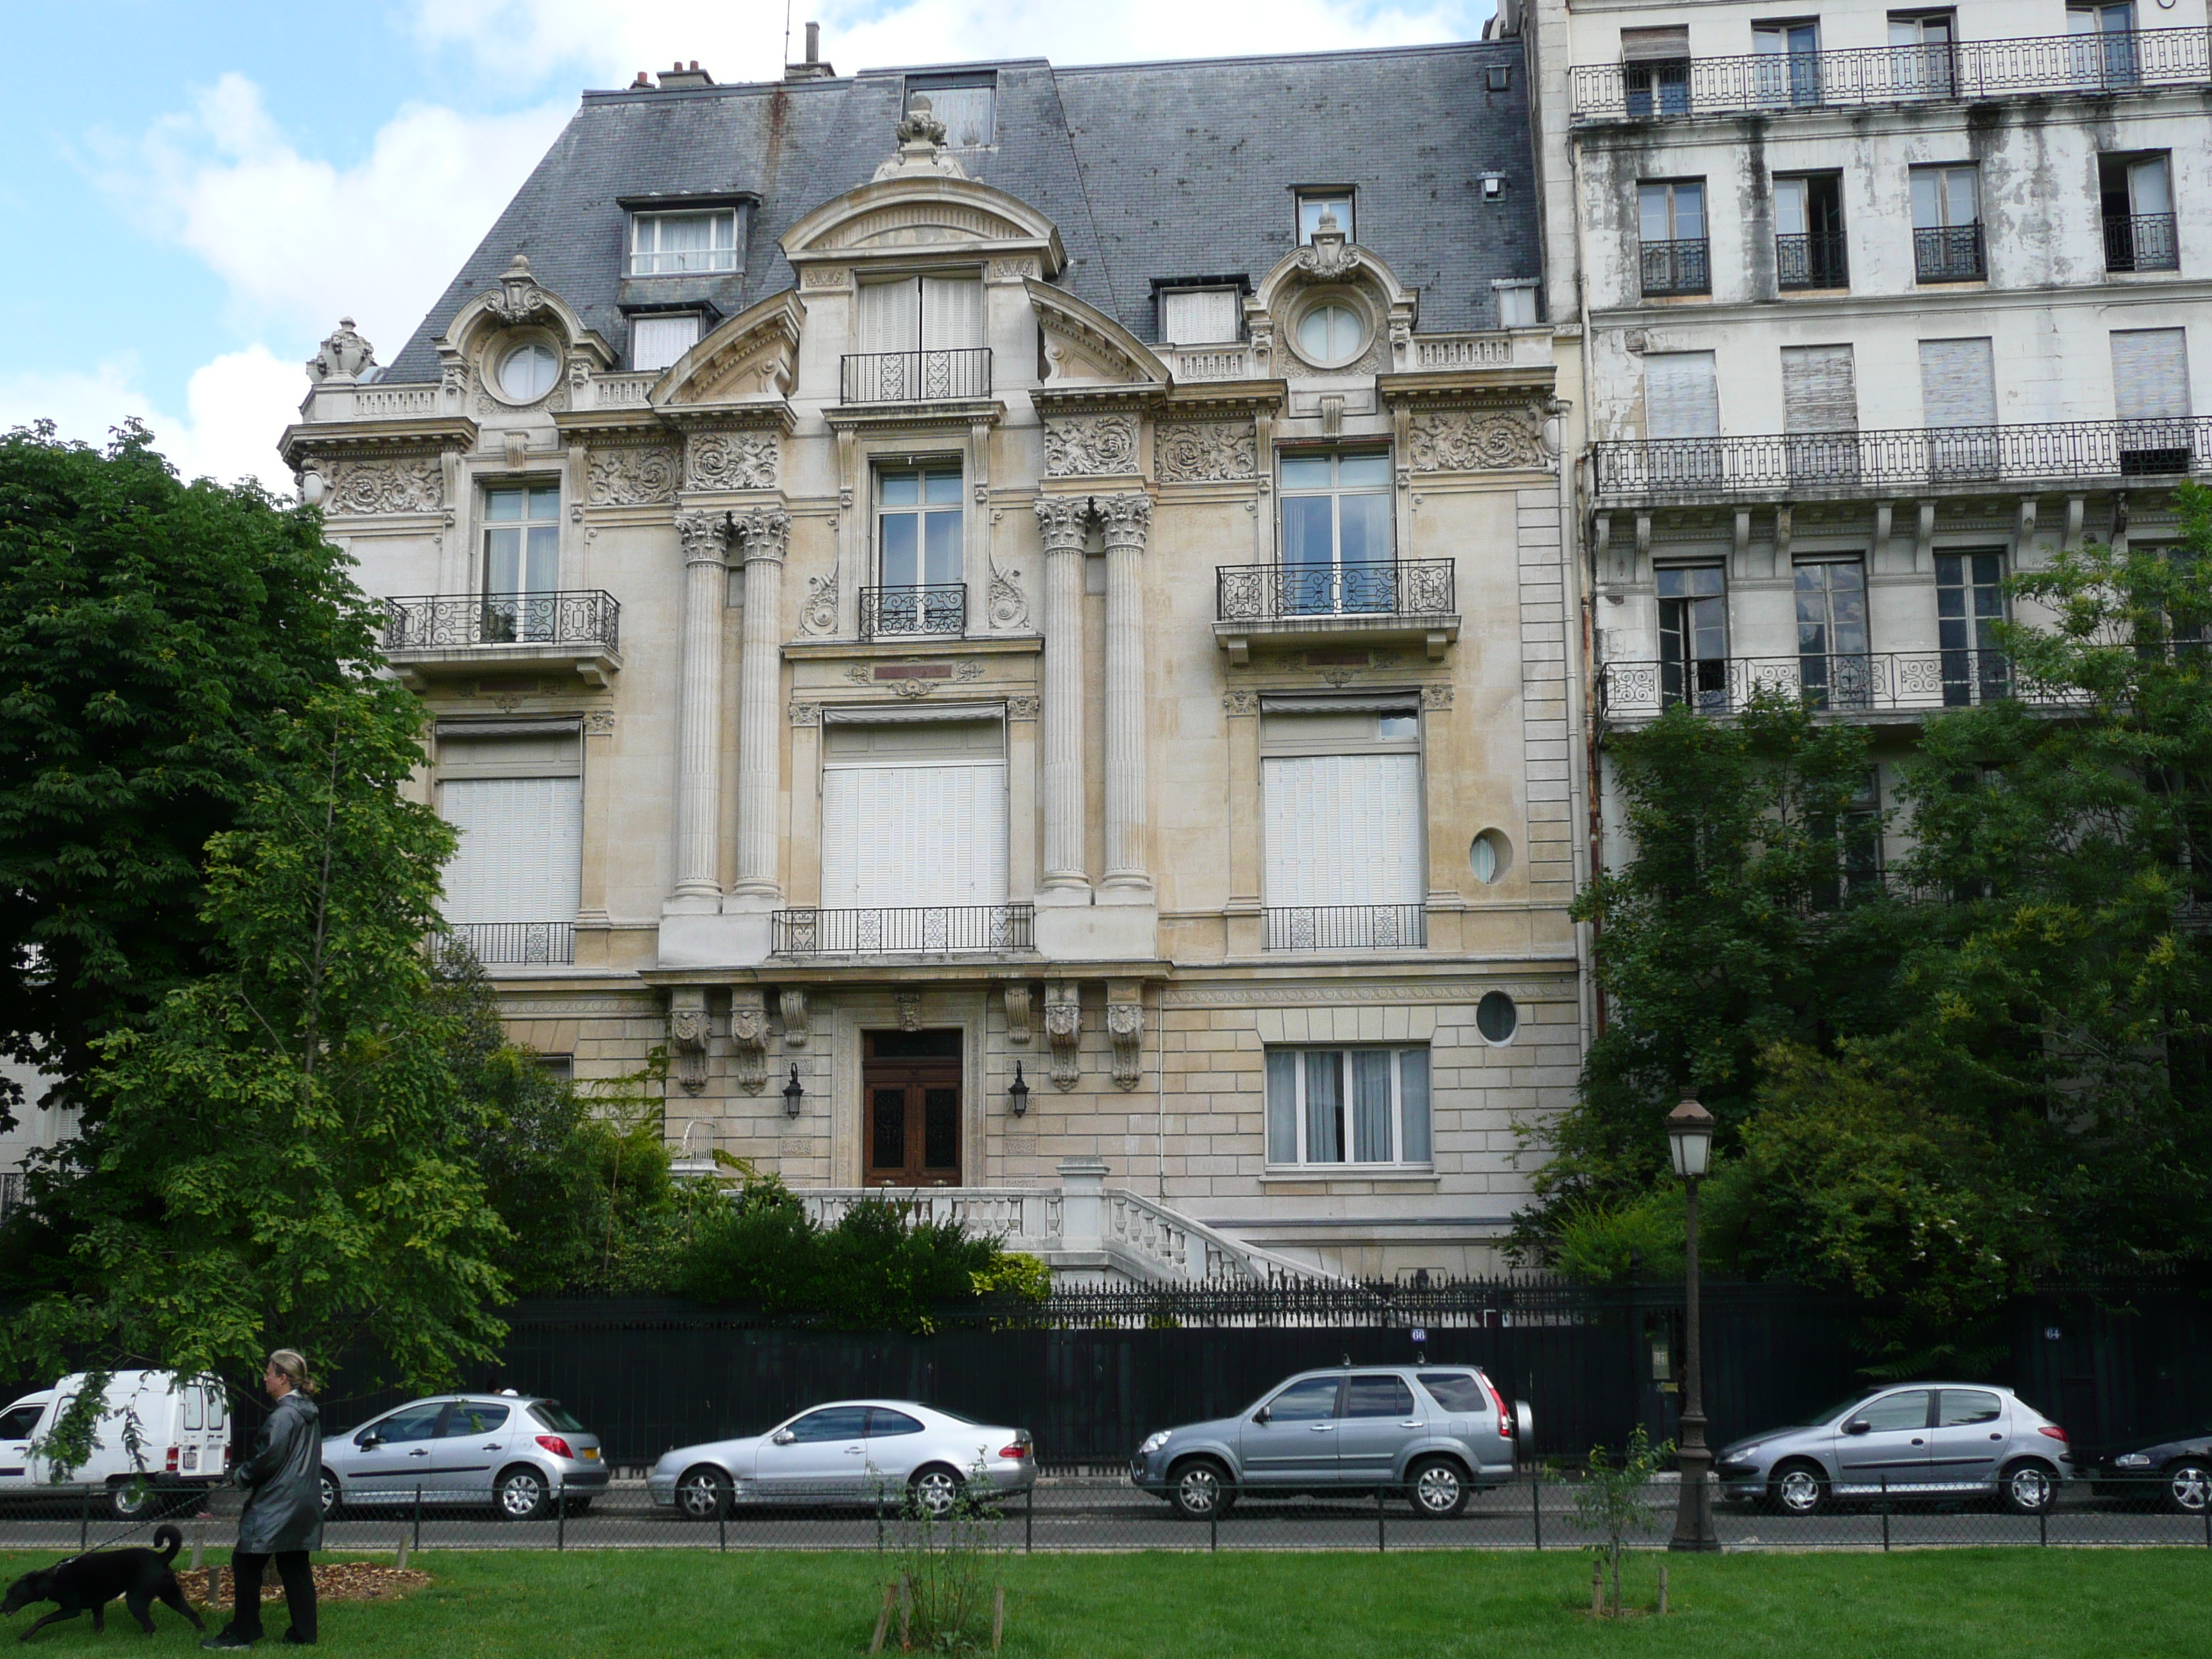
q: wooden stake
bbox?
[898,1574,912,1651]
[189,1522,204,1572]
[1658,1562,1669,1617]
[1591,1560,1602,1617]
[204,1566,221,1611]
[395,1535,410,1570]
[868,1582,896,1655]
[992,1585,1006,1653]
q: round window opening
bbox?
[1295,301,1365,365]
[499,341,559,403]
[1476,991,1518,1044]
[1470,830,1512,885]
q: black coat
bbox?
[234,1392,323,1554]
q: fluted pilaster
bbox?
[670,511,729,905]
[1097,492,1152,889]
[1035,495,1091,891]
[730,506,791,900]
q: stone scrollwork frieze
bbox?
[987,556,1030,629]
[686,430,780,492]
[587,444,678,506]
[325,458,444,515]
[801,571,838,636]
[1107,997,1143,1090]
[1043,414,1139,478]
[1154,421,1256,484]
[1044,981,1081,1089]
[1405,408,1547,473]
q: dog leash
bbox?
[45,1499,203,1569]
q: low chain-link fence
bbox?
[3,1473,2208,1557]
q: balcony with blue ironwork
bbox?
[1213,559,1460,664]
[379,590,622,687]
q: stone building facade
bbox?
[280,43,1581,1280]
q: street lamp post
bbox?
[1666,1096,1721,1553]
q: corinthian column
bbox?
[1034,495,1091,891]
[1097,493,1153,890]
[729,506,791,901]
[670,511,729,907]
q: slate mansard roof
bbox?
[387,40,1538,382]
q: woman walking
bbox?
[204,1350,320,1649]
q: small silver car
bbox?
[1129,1366,1529,1519]
[1716,1382,2072,1516]
[320,1392,608,1521]
[647,1399,1036,1519]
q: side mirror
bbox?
[1252,1408,1272,1426]
[358,1434,383,1449]
[771,1429,797,1446]
[1843,1420,1871,1437]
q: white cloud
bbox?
[0,346,303,487]
[412,0,1485,87]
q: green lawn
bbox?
[2,1548,2206,1657]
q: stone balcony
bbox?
[380,590,623,688]
[1213,560,1460,664]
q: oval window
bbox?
[1476,991,1518,1044]
[1296,302,1364,364]
[1470,830,1511,885]
[500,341,559,402]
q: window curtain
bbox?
[1303,1051,1343,1163]
[1398,1050,1431,1163]
[1352,1050,1394,1162]
[1265,1051,1298,1163]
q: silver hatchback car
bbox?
[648,1399,1036,1519]
[1129,1366,1529,1519]
[320,1392,608,1521]
[1716,1382,2073,1516]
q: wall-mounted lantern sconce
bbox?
[1007,1061,1030,1118]
[783,1064,804,1118]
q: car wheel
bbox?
[908,1465,965,1520]
[1406,1457,1468,1519]
[675,1467,732,1521]
[317,1469,343,1521]
[1771,1461,1829,1517]
[2164,1461,2211,1516]
[495,1465,551,1521]
[108,1481,158,1521]
[2001,1460,2058,1516]
[1168,1458,1234,1521]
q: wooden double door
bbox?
[863,1029,962,1185]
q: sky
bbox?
[0,0,1494,490]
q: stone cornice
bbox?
[655,400,799,435]
[1377,367,1558,407]
[822,399,1004,433]
[1029,384,1165,417]
[1161,381,1287,415]
[278,416,477,469]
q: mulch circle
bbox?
[185,1564,432,1607]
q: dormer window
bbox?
[905,72,995,148]
[632,313,702,373]
[628,209,738,276]
[1157,283,1246,346]
[1296,189,1357,246]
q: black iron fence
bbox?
[381,590,620,653]
[1216,559,1455,623]
[2106,212,2180,273]
[1571,27,2211,121]
[1598,650,2084,720]
[445,922,575,966]
[860,583,966,639]
[771,904,1035,956]
[1593,415,2211,500]
[1914,223,1986,283]
[1776,231,1848,290]
[1639,238,1711,297]
[840,349,993,405]
[1264,904,1427,951]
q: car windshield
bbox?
[529,1401,587,1434]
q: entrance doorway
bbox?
[862,1029,962,1185]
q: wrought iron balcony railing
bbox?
[1776,231,1849,290]
[860,583,966,639]
[771,904,1035,955]
[1592,416,2211,500]
[2105,212,2180,273]
[840,348,993,404]
[1264,904,1428,951]
[382,590,620,652]
[1639,238,1711,297]
[1599,650,2084,720]
[1914,224,1986,282]
[444,922,575,966]
[1570,27,2211,121]
[1216,560,1455,623]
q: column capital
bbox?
[1095,491,1153,551]
[674,509,730,566]
[732,505,792,562]
[1033,493,1090,552]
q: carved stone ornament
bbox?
[1406,408,1547,473]
[1043,415,1140,478]
[1155,421,1256,484]
[687,431,779,492]
[778,987,810,1048]
[1107,997,1144,1090]
[1004,984,1033,1046]
[875,94,968,182]
[1044,981,1081,1089]
[306,317,376,385]
[801,266,850,290]
[1222,690,1259,716]
[896,989,924,1033]
[1005,695,1040,720]
[1297,208,1358,281]
[326,458,443,516]
[485,254,553,325]
[788,701,822,727]
[731,505,793,562]
[674,510,729,566]
[584,710,617,736]
[1094,492,1154,551]
[1421,683,1455,710]
[801,571,838,636]
[668,992,709,1096]
[588,444,678,506]
[896,96,948,147]
[1033,494,1089,552]
[730,988,769,1093]
[987,557,1029,629]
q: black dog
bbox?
[1,1524,206,1641]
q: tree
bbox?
[0,421,381,1121]
[0,680,510,1406]
[1570,1424,1673,1618]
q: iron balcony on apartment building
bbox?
[1264,904,1428,953]
[770,904,1036,957]
[1914,224,1987,283]
[860,583,967,640]
[1599,649,2082,723]
[379,590,622,686]
[1213,559,1460,664]
[1776,232,1849,291]
[839,348,994,405]
[1640,238,1712,297]
[2105,212,2180,273]
[1591,416,2212,504]
[445,921,576,967]
[1570,26,2210,123]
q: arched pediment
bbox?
[1252,233,1418,322]
[782,175,1064,272]
[439,255,615,369]
[1027,279,1170,388]
[655,289,804,405]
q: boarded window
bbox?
[1621,24,1691,59]
[1782,345,1858,432]
[2111,328,2191,420]
[1918,337,1997,427]
[1160,288,1241,344]
[631,313,701,373]
[1644,351,1721,439]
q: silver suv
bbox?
[1129,1366,1529,1519]
[1716,1383,2072,1516]
[320,1392,607,1521]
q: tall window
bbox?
[1774,174,1847,289]
[1637,181,1709,297]
[1795,557,1870,709]
[1621,26,1690,114]
[2111,328,2194,475]
[1280,451,1393,613]
[1937,551,2008,705]
[1752,20,1823,106]
[2068,2,2139,89]
[820,719,1007,910]
[1658,565,1728,712]
[1888,11,1956,96]
[853,275,987,400]
[1296,189,1356,245]
[628,210,737,276]
[631,313,701,373]
[482,485,559,641]
[1261,701,1426,950]
[437,724,583,964]
[870,466,964,636]
[1911,165,1983,282]
[2102,153,2177,273]
[1781,343,1860,485]
[1643,351,1722,486]
[1812,770,1884,908]
[1267,1048,1431,1166]
[1919,336,1999,478]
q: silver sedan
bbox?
[320,1392,608,1521]
[1716,1382,2073,1516]
[647,1400,1035,1519]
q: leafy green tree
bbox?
[0,680,509,1405]
[1570,1423,1673,1618]
[0,421,379,1120]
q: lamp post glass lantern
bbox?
[1665,1096,1721,1552]
[1007,1061,1030,1118]
[783,1064,804,1118]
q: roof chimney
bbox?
[784,20,835,78]
[657,60,715,89]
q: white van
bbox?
[0,1371,230,1519]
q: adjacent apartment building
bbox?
[1503,0,2210,870]
[279,41,1583,1281]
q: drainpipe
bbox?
[1569,129,1606,1045]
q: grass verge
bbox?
[1,1547,2206,1657]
